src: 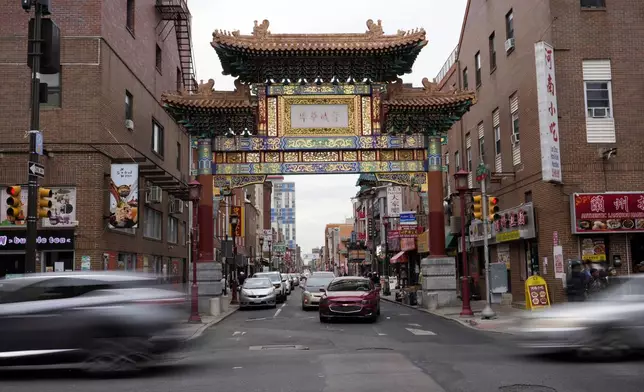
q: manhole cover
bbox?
[249,345,309,351]
[499,385,557,392]
[356,347,394,351]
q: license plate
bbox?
[253,299,261,303]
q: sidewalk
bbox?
[176,304,239,341]
[381,292,525,335]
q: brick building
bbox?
[437,0,644,304]
[0,0,194,277]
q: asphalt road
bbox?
[2,288,644,392]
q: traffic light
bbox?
[472,195,483,220]
[488,196,500,222]
[6,186,25,222]
[38,187,53,218]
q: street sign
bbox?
[28,161,45,178]
[34,131,43,156]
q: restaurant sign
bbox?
[388,226,422,239]
[494,203,536,243]
[469,220,492,243]
[571,192,644,234]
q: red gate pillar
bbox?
[196,138,214,263]
[426,136,446,257]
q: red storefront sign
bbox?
[387,226,422,239]
[571,193,644,234]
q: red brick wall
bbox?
[440,0,644,303]
[0,0,191,271]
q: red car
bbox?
[318,277,380,323]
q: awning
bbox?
[390,251,408,264]
[445,233,457,249]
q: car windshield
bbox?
[327,279,371,292]
[243,278,273,289]
[255,274,281,283]
[305,277,334,287]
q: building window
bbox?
[466,147,472,171]
[478,136,485,162]
[180,221,186,245]
[489,32,496,71]
[454,151,460,171]
[39,72,61,107]
[126,0,135,33]
[474,52,481,87]
[152,120,164,156]
[510,94,520,142]
[155,44,162,72]
[505,10,514,40]
[168,216,178,244]
[493,109,501,155]
[462,68,469,90]
[445,152,449,172]
[176,142,181,170]
[584,81,612,118]
[581,0,605,8]
[144,207,162,240]
[176,68,182,91]
[125,90,133,120]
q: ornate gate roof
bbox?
[211,19,427,83]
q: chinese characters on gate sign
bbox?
[291,104,349,129]
[534,41,562,183]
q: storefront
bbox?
[0,229,75,278]
[570,192,644,274]
[469,203,537,303]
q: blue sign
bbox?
[34,131,43,155]
[399,212,417,225]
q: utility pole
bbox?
[25,0,44,274]
[476,163,496,319]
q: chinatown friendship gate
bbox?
[162,19,475,299]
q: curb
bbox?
[380,297,516,335]
[186,306,239,341]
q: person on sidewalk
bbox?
[566,260,588,302]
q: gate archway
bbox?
[162,19,475,270]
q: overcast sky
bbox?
[189,0,468,253]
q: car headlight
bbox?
[303,291,311,297]
[241,289,250,296]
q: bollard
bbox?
[209,297,221,317]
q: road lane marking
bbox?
[405,328,436,336]
[245,317,268,322]
[273,302,287,318]
[398,313,411,316]
[233,366,243,369]
[372,326,387,336]
[232,331,247,336]
[408,323,421,327]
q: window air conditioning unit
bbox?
[145,186,163,204]
[504,38,515,53]
[510,133,520,145]
[172,199,184,214]
[125,119,134,131]
[590,107,610,118]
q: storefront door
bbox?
[0,253,25,278]
[631,235,644,273]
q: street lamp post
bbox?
[229,212,239,305]
[454,169,474,317]
[259,237,264,266]
[188,180,203,323]
[268,239,273,271]
[382,216,391,296]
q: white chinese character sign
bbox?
[386,186,402,217]
[535,41,563,184]
[290,104,350,129]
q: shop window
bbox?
[117,252,136,271]
[43,251,74,272]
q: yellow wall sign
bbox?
[496,230,521,243]
[525,275,551,310]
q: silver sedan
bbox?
[301,276,335,310]
[240,278,278,309]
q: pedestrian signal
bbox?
[6,186,25,222]
[488,196,500,221]
[472,195,483,220]
[38,187,53,218]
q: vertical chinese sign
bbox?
[535,41,562,184]
[229,205,245,237]
[386,186,402,218]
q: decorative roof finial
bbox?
[197,79,215,96]
[421,77,438,93]
[252,19,270,38]
[366,19,384,36]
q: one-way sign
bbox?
[29,161,45,178]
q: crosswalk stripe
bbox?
[405,328,436,336]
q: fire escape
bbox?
[155,0,197,93]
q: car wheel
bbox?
[82,337,150,376]
[377,306,381,316]
[271,303,277,309]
